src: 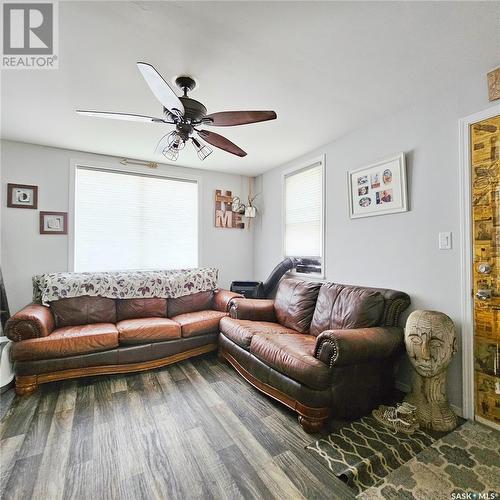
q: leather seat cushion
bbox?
[220,317,299,350]
[50,296,116,327]
[116,298,167,321]
[116,318,181,345]
[250,333,331,390]
[12,323,119,361]
[310,283,385,336]
[170,310,227,338]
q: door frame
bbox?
[458,106,499,421]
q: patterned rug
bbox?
[305,416,435,495]
[358,420,500,499]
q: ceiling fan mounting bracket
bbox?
[175,76,196,95]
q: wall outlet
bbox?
[439,232,452,250]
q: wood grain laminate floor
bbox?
[0,354,355,500]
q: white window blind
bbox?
[74,167,198,272]
[284,161,323,260]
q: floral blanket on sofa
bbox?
[33,268,219,306]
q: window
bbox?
[283,158,324,275]
[73,166,198,272]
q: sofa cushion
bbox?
[249,333,331,390]
[116,298,167,321]
[116,318,181,345]
[220,317,299,350]
[167,291,214,317]
[50,296,116,327]
[170,310,226,338]
[310,283,385,336]
[12,323,119,361]
[274,279,321,333]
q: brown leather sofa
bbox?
[219,278,410,432]
[6,289,242,395]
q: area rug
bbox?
[305,416,435,495]
[358,420,500,500]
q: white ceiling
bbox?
[2,1,499,176]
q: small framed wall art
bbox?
[7,183,38,209]
[40,211,68,235]
[348,153,408,219]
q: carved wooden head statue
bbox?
[405,310,457,377]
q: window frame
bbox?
[281,154,326,279]
[68,159,202,272]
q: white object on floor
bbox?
[0,336,14,392]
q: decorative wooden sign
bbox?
[215,190,244,229]
[487,67,500,101]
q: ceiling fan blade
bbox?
[137,62,184,116]
[198,130,246,157]
[76,110,170,123]
[204,110,277,127]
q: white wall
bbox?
[1,140,254,313]
[253,70,499,411]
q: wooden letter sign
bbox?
[215,190,244,229]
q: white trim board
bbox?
[395,380,411,394]
[458,106,499,422]
[476,414,500,432]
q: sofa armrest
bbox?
[5,303,55,342]
[314,327,404,368]
[229,298,277,322]
[213,289,244,312]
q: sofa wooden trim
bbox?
[15,343,217,396]
[219,347,330,433]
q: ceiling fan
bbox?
[77,62,277,161]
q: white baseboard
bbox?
[395,380,411,393]
[451,404,463,418]
[475,414,500,431]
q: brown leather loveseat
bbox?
[219,278,410,432]
[6,289,242,395]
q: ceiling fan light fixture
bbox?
[160,131,186,161]
[162,147,179,161]
[168,131,185,150]
[192,137,213,161]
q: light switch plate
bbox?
[439,232,452,250]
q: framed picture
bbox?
[40,211,68,234]
[7,183,38,209]
[348,153,408,219]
